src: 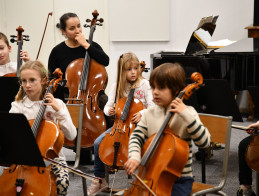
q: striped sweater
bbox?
[128,104,211,177]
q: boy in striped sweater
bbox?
[124,62,211,196]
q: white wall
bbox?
[0,0,254,94]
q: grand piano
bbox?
[150,17,259,121]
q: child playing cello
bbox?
[9,60,76,196]
[87,52,154,195]
[0,32,30,76]
[124,62,211,196]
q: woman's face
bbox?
[20,69,45,101]
[0,39,11,65]
[62,17,82,41]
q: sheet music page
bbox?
[194,28,212,45]
[208,39,236,47]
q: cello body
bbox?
[0,119,64,196]
[65,58,108,148]
[124,130,189,196]
[246,135,259,172]
[99,96,145,167]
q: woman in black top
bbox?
[48,12,109,103]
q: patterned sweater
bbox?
[128,104,211,177]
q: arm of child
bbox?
[104,83,116,116]
[124,159,140,175]
[50,98,77,141]
[248,121,259,130]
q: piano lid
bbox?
[185,16,218,55]
[212,38,259,54]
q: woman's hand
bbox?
[20,50,30,62]
[169,97,186,114]
[131,112,142,124]
[75,32,90,50]
[124,159,140,175]
[108,107,115,116]
[44,93,61,112]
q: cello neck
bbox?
[119,88,135,120]
[31,85,53,136]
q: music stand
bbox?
[184,79,243,122]
[0,77,20,112]
[0,112,46,167]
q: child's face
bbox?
[0,39,11,65]
[152,83,173,108]
[125,62,139,83]
[62,17,82,41]
[20,69,45,101]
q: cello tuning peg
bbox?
[10,38,17,43]
[98,18,104,23]
[96,23,103,26]
[84,24,90,28]
[86,19,91,23]
[10,35,16,38]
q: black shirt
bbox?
[48,41,109,101]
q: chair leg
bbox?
[82,177,88,196]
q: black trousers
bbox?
[238,135,254,185]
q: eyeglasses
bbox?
[19,78,40,86]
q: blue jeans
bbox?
[171,176,194,196]
[93,128,112,178]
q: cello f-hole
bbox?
[38,167,45,174]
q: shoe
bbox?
[237,188,256,196]
[87,178,108,196]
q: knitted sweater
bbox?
[128,104,211,177]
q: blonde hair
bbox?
[115,52,144,101]
[15,60,49,101]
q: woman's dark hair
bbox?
[150,62,186,97]
[59,13,78,31]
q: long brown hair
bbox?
[15,60,49,101]
[150,62,186,98]
[115,52,144,101]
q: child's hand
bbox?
[131,112,141,124]
[20,50,30,62]
[169,97,186,114]
[248,121,259,130]
[124,159,140,175]
[108,107,115,116]
[44,93,61,112]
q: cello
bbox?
[124,72,204,196]
[232,124,259,172]
[0,69,64,196]
[4,26,29,77]
[64,10,108,149]
[99,61,148,168]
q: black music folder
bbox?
[0,77,20,112]
[0,112,46,167]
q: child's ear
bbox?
[8,45,11,53]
